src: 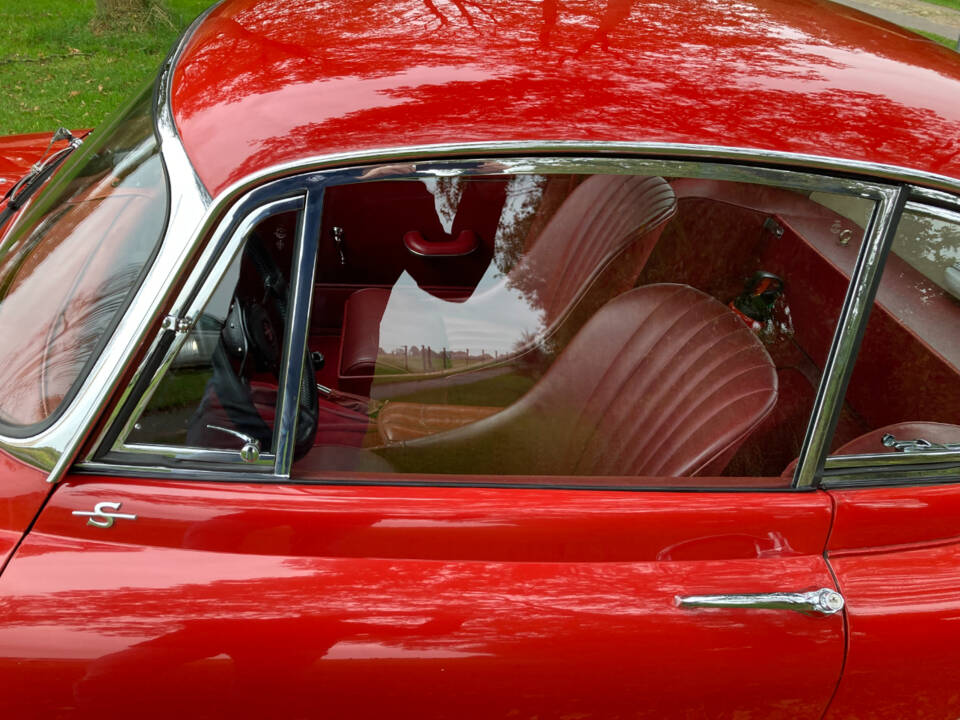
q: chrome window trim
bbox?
[105,195,304,469]
[205,141,960,210]
[114,443,277,467]
[910,185,960,212]
[825,450,960,469]
[274,189,322,477]
[791,186,908,488]
[800,195,960,483]
[819,462,960,488]
[89,154,906,487]
[902,201,960,226]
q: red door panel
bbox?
[824,484,960,720]
[0,477,844,719]
[0,450,51,568]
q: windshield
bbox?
[0,87,169,430]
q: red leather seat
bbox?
[338,174,677,382]
[375,284,778,477]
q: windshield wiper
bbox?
[0,127,83,232]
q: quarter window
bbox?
[830,204,960,461]
[121,207,300,465]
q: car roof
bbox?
[171,0,960,196]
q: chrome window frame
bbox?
[106,195,305,471]
[815,189,960,488]
[87,154,913,486]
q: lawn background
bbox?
[0,0,211,135]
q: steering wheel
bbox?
[207,236,318,461]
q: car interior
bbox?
[127,171,960,481]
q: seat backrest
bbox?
[512,174,677,328]
[340,174,677,396]
[379,284,778,477]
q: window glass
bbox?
[127,210,298,456]
[0,88,168,428]
[291,171,878,484]
[832,205,960,458]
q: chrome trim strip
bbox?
[209,141,960,208]
[119,442,276,467]
[825,450,960,469]
[153,1,222,209]
[792,186,907,488]
[903,201,960,226]
[274,190,321,477]
[910,185,960,211]
[820,463,960,488]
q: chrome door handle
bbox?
[676,587,844,616]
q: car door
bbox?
[0,476,843,719]
[811,199,960,720]
[0,452,50,569]
[1,156,891,718]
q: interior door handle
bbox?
[676,587,844,616]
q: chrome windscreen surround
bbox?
[0,8,214,481]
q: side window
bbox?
[121,208,299,461]
[831,204,960,459]
[291,171,879,485]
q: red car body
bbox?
[1,1,959,718]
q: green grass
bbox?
[910,27,958,48]
[0,0,212,135]
[920,0,960,12]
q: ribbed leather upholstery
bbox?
[339,174,677,378]
[339,288,392,377]
[510,173,677,328]
[378,284,778,477]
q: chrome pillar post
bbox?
[792,185,908,488]
[274,187,322,477]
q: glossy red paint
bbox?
[0,449,52,568]
[171,0,960,197]
[0,132,55,199]
[825,484,960,720]
[0,476,843,718]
